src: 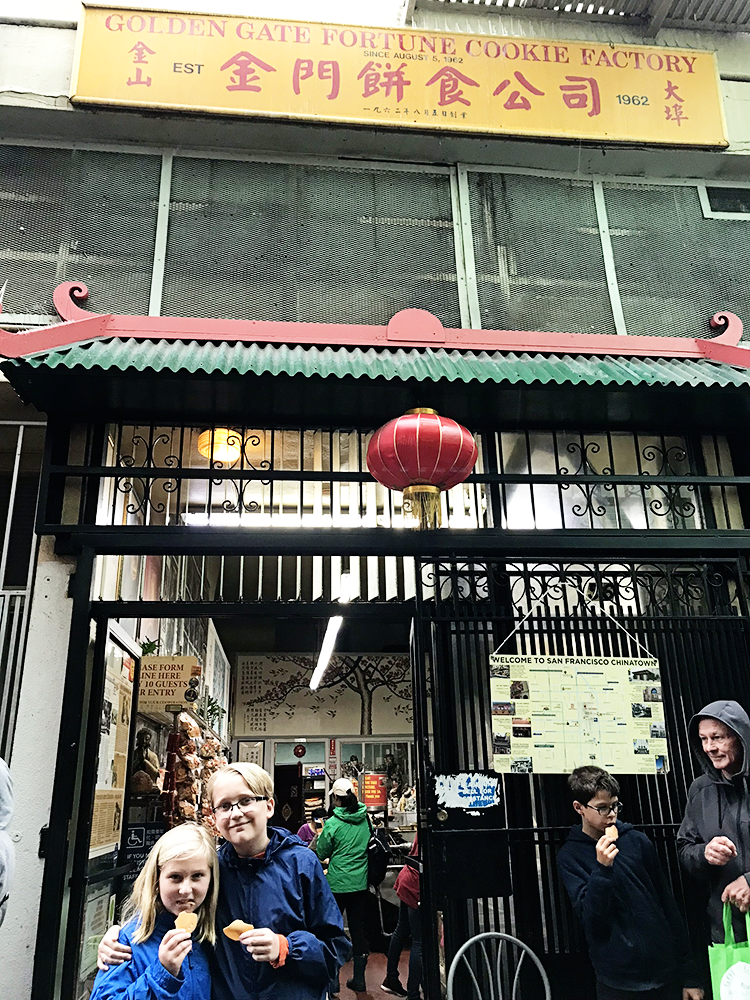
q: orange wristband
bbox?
[270,934,289,969]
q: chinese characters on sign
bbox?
[489,654,669,775]
[72,7,727,147]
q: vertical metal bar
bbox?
[0,425,23,588]
[713,435,732,528]
[270,429,277,523]
[2,595,25,760]
[606,431,623,529]
[411,560,441,1000]
[634,432,651,528]
[456,165,482,328]
[449,166,471,328]
[173,424,185,527]
[593,180,628,336]
[148,151,174,317]
[0,595,11,753]
[552,431,567,529]
[32,547,96,1000]
[524,431,537,528]
[206,428,214,524]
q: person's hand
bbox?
[240,927,280,963]
[705,836,737,866]
[683,989,704,1000]
[596,834,619,868]
[722,876,750,912]
[158,928,192,978]
[97,926,129,972]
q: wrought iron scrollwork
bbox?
[500,561,738,617]
[210,432,271,513]
[419,559,490,608]
[216,479,263,514]
[118,433,180,469]
[558,441,615,520]
[116,433,180,516]
[115,475,178,516]
[640,444,696,525]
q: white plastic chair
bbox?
[446,931,552,1000]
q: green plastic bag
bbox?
[709,903,750,999]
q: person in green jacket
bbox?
[315,777,370,995]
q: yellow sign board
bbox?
[139,655,200,713]
[72,5,727,147]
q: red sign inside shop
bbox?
[363,773,387,807]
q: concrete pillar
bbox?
[0,537,76,998]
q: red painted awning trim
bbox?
[0,281,747,370]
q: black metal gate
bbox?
[412,557,750,999]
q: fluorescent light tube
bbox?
[310,616,343,690]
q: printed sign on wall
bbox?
[139,655,201,713]
[72,6,727,146]
[490,654,668,775]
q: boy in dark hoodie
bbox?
[557,765,702,1000]
[677,699,750,943]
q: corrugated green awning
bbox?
[13,337,750,389]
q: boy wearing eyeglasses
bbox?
[99,763,350,1000]
[557,766,703,1000]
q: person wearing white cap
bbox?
[315,777,371,994]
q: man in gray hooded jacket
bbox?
[0,757,13,927]
[677,700,750,942]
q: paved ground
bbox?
[337,950,415,999]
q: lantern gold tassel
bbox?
[403,484,442,530]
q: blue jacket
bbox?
[90,911,211,1000]
[211,826,350,1000]
[557,820,697,991]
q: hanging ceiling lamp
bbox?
[197,428,242,464]
[366,408,478,529]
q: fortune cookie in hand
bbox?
[605,824,619,840]
[175,912,198,933]
[223,919,254,940]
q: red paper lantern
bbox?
[366,408,478,528]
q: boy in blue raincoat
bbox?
[99,763,349,1000]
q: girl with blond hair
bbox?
[91,822,217,999]
[99,763,349,1000]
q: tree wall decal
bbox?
[240,654,412,736]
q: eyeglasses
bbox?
[212,795,268,816]
[583,801,624,817]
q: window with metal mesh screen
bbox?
[161,157,461,326]
[603,183,750,340]
[706,187,750,215]
[466,171,615,334]
[0,146,160,317]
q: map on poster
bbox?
[489,654,667,775]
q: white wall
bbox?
[0,537,76,1000]
[0,0,408,26]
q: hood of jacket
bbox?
[688,700,750,780]
[0,759,12,832]
[332,802,368,824]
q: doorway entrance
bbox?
[36,549,750,1000]
[64,596,412,1000]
